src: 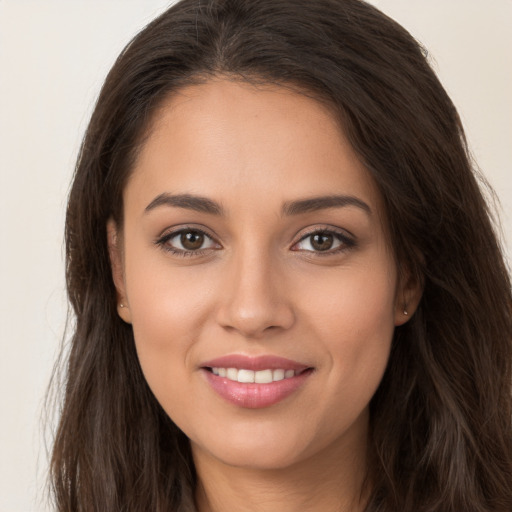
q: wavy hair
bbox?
[50,0,512,510]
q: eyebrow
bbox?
[145,193,225,215]
[144,192,371,217]
[281,195,372,216]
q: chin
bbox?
[200,440,308,471]
[189,413,360,472]
[188,417,313,470]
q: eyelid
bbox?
[155,224,222,255]
[290,225,356,253]
[154,224,356,257]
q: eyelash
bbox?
[154,226,356,258]
[291,227,356,256]
[155,226,219,257]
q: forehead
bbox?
[127,79,384,219]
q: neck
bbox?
[193,422,370,512]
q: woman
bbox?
[50,0,512,510]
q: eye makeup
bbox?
[155,225,221,257]
[154,223,357,259]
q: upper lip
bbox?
[201,354,311,372]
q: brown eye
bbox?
[157,228,219,255]
[292,229,355,254]
[180,231,205,250]
[310,233,334,251]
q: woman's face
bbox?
[111,80,413,470]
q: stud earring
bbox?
[120,303,126,308]
[403,309,408,316]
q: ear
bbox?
[107,218,132,324]
[394,268,423,326]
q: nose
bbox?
[215,250,295,339]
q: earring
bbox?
[120,303,126,308]
[403,309,408,316]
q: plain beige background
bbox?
[0,1,510,510]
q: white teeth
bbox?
[255,369,273,384]
[211,367,298,383]
[226,368,238,380]
[273,369,285,381]
[238,369,255,383]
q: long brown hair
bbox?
[50,0,512,510]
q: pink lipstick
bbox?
[200,355,313,409]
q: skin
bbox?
[109,80,421,512]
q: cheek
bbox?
[305,263,396,401]
[307,259,396,336]
[124,255,218,396]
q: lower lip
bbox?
[202,369,312,409]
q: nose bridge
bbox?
[217,242,294,337]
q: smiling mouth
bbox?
[201,357,314,408]
[205,367,310,383]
